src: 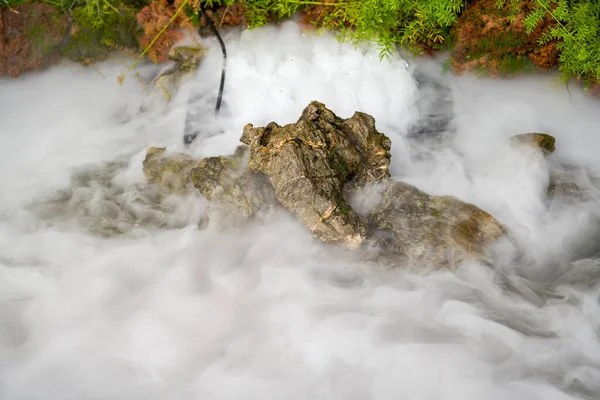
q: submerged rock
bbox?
[366,180,506,266]
[510,132,556,155]
[143,146,278,223]
[508,133,593,202]
[142,147,198,194]
[153,45,207,100]
[240,101,391,248]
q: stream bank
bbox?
[1,0,599,95]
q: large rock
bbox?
[240,101,391,248]
[142,146,277,223]
[190,146,278,222]
[365,180,507,266]
[143,101,509,267]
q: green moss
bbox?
[497,54,535,74]
[499,0,600,87]
[328,150,350,178]
[61,2,141,62]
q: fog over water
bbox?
[1,21,600,400]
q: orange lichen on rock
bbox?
[0,3,69,77]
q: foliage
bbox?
[64,1,142,62]
[213,0,467,59]
[498,0,600,86]
[3,0,146,63]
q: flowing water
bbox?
[1,21,600,400]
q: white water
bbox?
[1,21,600,399]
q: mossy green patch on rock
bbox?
[62,3,141,63]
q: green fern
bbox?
[498,0,600,86]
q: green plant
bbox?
[498,0,600,86]
[63,0,141,62]
[234,0,466,60]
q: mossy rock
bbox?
[368,180,507,267]
[241,101,392,248]
[142,147,198,194]
[510,133,556,155]
[190,145,279,223]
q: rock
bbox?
[142,147,198,194]
[508,133,592,202]
[367,180,507,266]
[1,3,69,77]
[190,146,278,222]
[547,166,593,202]
[510,132,556,155]
[153,45,207,100]
[142,101,509,268]
[240,101,391,248]
[142,146,278,223]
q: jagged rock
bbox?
[142,147,197,194]
[142,101,509,268]
[190,146,278,222]
[510,132,556,155]
[240,101,391,248]
[366,180,507,266]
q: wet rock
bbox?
[547,166,594,202]
[154,45,207,100]
[143,146,278,223]
[510,132,556,155]
[142,147,198,194]
[366,180,507,266]
[30,161,204,237]
[508,133,594,202]
[190,146,278,222]
[143,102,509,268]
[240,101,391,248]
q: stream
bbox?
[1,21,600,400]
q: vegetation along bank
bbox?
[1,0,599,92]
